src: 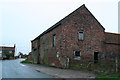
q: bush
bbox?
[21,59,33,64]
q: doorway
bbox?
[94,52,99,63]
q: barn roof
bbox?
[31,4,105,42]
[0,46,15,50]
[105,32,120,45]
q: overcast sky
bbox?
[0,0,119,55]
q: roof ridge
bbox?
[32,4,105,41]
[105,32,120,35]
[31,4,85,41]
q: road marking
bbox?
[20,64,26,67]
[36,69,41,72]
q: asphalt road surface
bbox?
[2,59,53,78]
[0,60,2,79]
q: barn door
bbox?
[94,52,99,63]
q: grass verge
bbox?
[95,73,120,80]
[21,59,33,64]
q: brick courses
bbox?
[29,4,120,69]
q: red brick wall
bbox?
[39,25,63,67]
[31,5,106,67]
[60,6,105,62]
[31,39,40,64]
[30,5,120,69]
[105,32,120,58]
[105,44,120,58]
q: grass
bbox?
[21,59,33,64]
[95,73,120,80]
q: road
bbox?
[2,59,53,78]
[0,60,2,79]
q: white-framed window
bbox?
[74,50,81,60]
[78,31,84,40]
[52,34,56,47]
[9,51,12,53]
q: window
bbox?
[0,54,2,57]
[34,48,36,51]
[52,34,56,47]
[74,50,81,60]
[94,52,99,63]
[78,31,84,40]
[9,51,12,53]
[0,50,2,54]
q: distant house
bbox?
[29,4,120,68]
[0,45,15,59]
[18,52,28,58]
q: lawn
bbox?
[95,73,120,80]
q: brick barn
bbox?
[0,45,15,59]
[29,4,120,69]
